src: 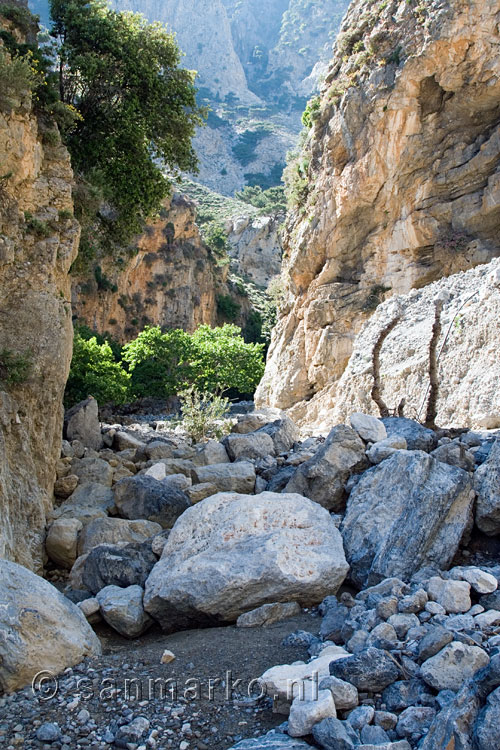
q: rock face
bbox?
[144,491,349,629]
[256,0,500,428]
[0,6,79,571]
[63,397,102,451]
[226,214,282,287]
[341,451,474,587]
[0,560,101,693]
[475,439,500,535]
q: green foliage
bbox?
[301,96,320,129]
[122,324,265,400]
[178,387,230,443]
[0,348,31,386]
[64,332,130,407]
[201,221,229,261]
[177,178,258,227]
[232,125,271,167]
[235,185,286,215]
[244,161,286,191]
[216,294,240,322]
[23,211,51,238]
[49,0,205,246]
[94,265,118,293]
[0,46,35,112]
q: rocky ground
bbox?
[2,399,500,750]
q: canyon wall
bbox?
[0,4,79,570]
[257,0,500,426]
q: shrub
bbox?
[217,294,240,322]
[65,333,130,407]
[178,387,230,442]
[201,221,229,260]
[0,349,31,386]
[235,185,286,215]
[301,96,321,129]
[0,47,34,112]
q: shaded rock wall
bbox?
[257,0,500,425]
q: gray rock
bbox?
[236,602,300,628]
[341,451,474,587]
[46,517,83,569]
[115,716,150,742]
[320,602,349,643]
[312,717,356,750]
[449,566,498,594]
[396,706,436,739]
[387,613,420,638]
[367,436,407,464]
[192,439,229,466]
[381,418,437,452]
[474,685,500,750]
[418,626,454,662]
[382,680,433,712]
[145,440,176,460]
[319,676,359,710]
[78,517,161,555]
[361,725,390,744]
[53,482,115,522]
[267,465,296,492]
[96,585,153,638]
[113,475,190,528]
[426,577,472,614]
[480,590,500,611]
[191,461,256,494]
[330,647,400,692]
[82,541,157,594]
[64,397,103,451]
[144,492,349,629]
[227,731,312,750]
[114,431,147,452]
[431,442,475,471]
[421,641,490,691]
[285,425,368,512]
[475,440,500,535]
[347,705,375,730]
[374,711,398,731]
[0,560,101,693]
[288,688,337,737]
[36,723,61,743]
[350,413,387,443]
[257,414,300,453]
[224,431,276,461]
[71,457,113,487]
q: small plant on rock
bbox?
[179,387,230,443]
[0,349,31,386]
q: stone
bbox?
[53,474,79,499]
[46,517,83,569]
[319,676,359,710]
[431,442,475,471]
[116,716,150,743]
[224,432,276,461]
[341,451,474,587]
[267,465,297,492]
[71,457,114,487]
[347,705,375,730]
[114,431,147,452]
[381,419,438,452]
[329,647,400,692]
[320,601,349,642]
[77,517,161,556]
[474,685,500,750]
[160,649,176,664]
[257,414,300,454]
[480,590,500,612]
[312,717,355,750]
[53,483,115,522]
[146,440,176,460]
[36,723,61,743]
[350,413,387,443]
[475,610,500,628]
[151,530,170,557]
[382,680,433,712]
[450,566,498,594]
[426,577,472,614]
[113,475,190,528]
[191,462,256,494]
[361,725,390,744]
[0,560,101,693]
[418,626,454,662]
[236,602,301,628]
[144,462,167,480]
[64,397,103,451]
[192,439,230,466]
[288,689,336,737]
[374,712,397,731]
[285,425,368,512]
[475,440,500,535]
[398,589,428,614]
[387,613,420,639]
[227,731,312,750]
[186,482,217,504]
[367,436,407,464]
[145,492,349,629]
[396,707,436,739]
[77,597,101,624]
[96,585,153,638]
[420,642,490,691]
[82,541,157,594]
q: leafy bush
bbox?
[301,96,321,128]
[235,185,286,215]
[201,221,229,260]
[232,126,271,167]
[0,348,31,386]
[217,294,241,322]
[178,387,230,442]
[65,333,130,407]
[0,47,34,112]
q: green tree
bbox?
[65,333,130,407]
[49,0,205,241]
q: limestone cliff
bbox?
[72,194,224,342]
[257,0,500,425]
[0,5,79,570]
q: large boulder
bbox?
[46,517,83,569]
[71,457,113,487]
[284,425,367,511]
[51,483,115,525]
[381,418,438,452]
[224,432,275,461]
[81,541,157,594]
[113,475,190,528]
[64,397,103,451]
[191,462,256,494]
[144,492,349,629]
[475,440,500,535]
[77,517,162,556]
[96,585,153,638]
[341,451,474,587]
[227,732,312,750]
[0,560,101,693]
[257,414,299,454]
